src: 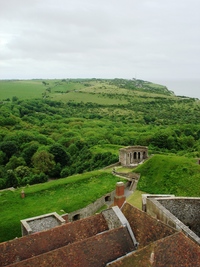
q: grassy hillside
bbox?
[0,78,172,101]
[0,170,123,242]
[136,155,200,196]
[0,78,200,189]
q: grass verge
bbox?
[127,190,145,210]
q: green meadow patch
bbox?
[53,91,128,105]
[136,154,200,196]
[0,171,123,242]
[0,80,45,100]
[127,190,146,210]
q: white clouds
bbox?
[0,0,200,97]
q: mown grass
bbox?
[0,80,45,100]
[0,171,123,242]
[136,154,200,196]
[127,190,146,210]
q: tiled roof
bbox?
[5,227,135,267]
[121,202,176,248]
[0,213,108,266]
[1,202,200,267]
[107,232,200,267]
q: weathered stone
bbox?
[119,146,148,166]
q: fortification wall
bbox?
[65,182,129,221]
[158,198,200,236]
[66,189,116,221]
[146,197,200,246]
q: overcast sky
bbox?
[1,0,200,98]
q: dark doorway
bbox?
[105,196,111,202]
[73,214,80,221]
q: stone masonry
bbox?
[119,146,148,166]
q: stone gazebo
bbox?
[119,146,148,166]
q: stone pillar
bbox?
[114,182,126,208]
[21,190,25,198]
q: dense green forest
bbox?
[0,78,200,189]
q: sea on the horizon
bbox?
[161,80,200,99]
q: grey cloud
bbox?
[0,0,200,98]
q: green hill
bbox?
[136,154,200,196]
[0,78,173,101]
[0,78,200,189]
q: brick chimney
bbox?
[114,182,126,208]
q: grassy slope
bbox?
[136,155,200,196]
[0,79,173,102]
[0,171,123,242]
[127,190,146,210]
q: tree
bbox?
[22,143,39,166]
[32,150,55,175]
[15,166,30,179]
[0,141,18,163]
[49,144,70,167]
[12,96,18,102]
[6,170,18,188]
[5,156,26,170]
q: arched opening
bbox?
[138,152,141,160]
[105,195,111,202]
[72,214,80,221]
[127,180,132,188]
[134,152,137,159]
[143,151,146,158]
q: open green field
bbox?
[0,80,45,100]
[0,170,123,242]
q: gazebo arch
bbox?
[119,146,148,166]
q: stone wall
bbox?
[21,212,65,236]
[65,189,116,221]
[142,194,175,212]
[65,182,129,221]
[158,198,200,236]
[146,197,200,245]
[119,146,148,166]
